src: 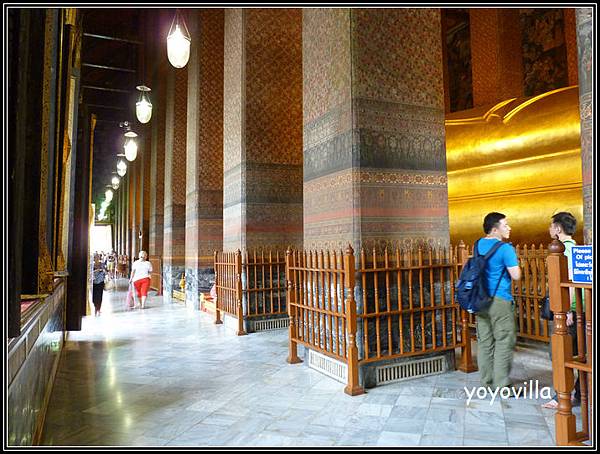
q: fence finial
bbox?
[346,244,354,255]
[548,236,565,255]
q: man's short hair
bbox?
[483,212,506,234]
[552,212,577,236]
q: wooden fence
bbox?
[547,240,593,446]
[214,251,244,335]
[357,246,465,363]
[286,243,475,395]
[463,243,551,343]
[149,257,162,295]
[214,250,287,335]
[244,250,287,320]
[513,244,551,342]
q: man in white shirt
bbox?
[130,250,153,309]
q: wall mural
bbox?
[445,10,473,112]
[520,8,569,96]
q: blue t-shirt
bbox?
[476,238,519,302]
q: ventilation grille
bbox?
[376,356,446,386]
[252,318,290,332]
[308,349,347,383]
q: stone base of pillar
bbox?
[163,265,185,304]
[185,267,215,310]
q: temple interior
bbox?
[7,6,594,448]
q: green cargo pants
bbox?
[476,296,517,389]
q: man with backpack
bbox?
[474,212,522,392]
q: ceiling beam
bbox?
[83,32,142,45]
[82,85,133,94]
[82,62,136,73]
[85,103,128,111]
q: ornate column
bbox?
[149,30,167,267]
[303,9,451,376]
[303,8,450,252]
[222,9,303,252]
[163,65,188,303]
[129,159,138,260]
[576,8,592,244]
[185,10,224,308]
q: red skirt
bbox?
[133,277,151,297]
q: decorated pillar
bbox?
[185,10,224,308]
[149,25,167,268]
[469,8,524,107]
[140,125,151,253]
[129,159,138,261]
[222,9,303,252]
[564,9,579,86]
[303,8,450,252]
[163,65,188,303]
[576,8,592,244]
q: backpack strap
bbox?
[482,240,506,261]
[479,239,509,298]
[491,267,507,298]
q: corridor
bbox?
[41,280,565,447]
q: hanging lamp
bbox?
[135,85,153,123]
[124,131,138,162]
[167,9,191,68]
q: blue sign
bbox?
[571,246,593,283]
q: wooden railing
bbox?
[214,251,245,335]
[463,243,551,343]
[513,244,550,342]
[286,243,474,395]
[244,250,287,319]
[547,239,593,446]
[286,247,363,395]
[149,256,162,295]
[214,249,287,335]
[357,246,465,363]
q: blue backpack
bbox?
[455,239,507,314]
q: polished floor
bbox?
[40,279,578,447]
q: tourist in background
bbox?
[130,251,152,309]
[92,257,106,316]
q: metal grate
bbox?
[252,318,290,332]
[308,349,348,383]
[376,356,446,386]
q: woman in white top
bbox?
[130,250,153,309]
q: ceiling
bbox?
[80,9,144,209]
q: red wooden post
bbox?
[214,251,222,325]
[457,241,476,373]
[286,248,302,364]
[344,245,364,396]
[547,238,576,446]
[235,249,246,336]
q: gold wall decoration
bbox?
[446,86,584,246]
[64,8,77,26]
[38,244,54,294]
[38,11,57,293]
[56,11,83,272]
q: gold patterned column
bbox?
[576,8,593,244]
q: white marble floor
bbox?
[40,279,580,447]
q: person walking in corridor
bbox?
[476,212,522,392]
[130,250,153,309]
[92,257,106,316]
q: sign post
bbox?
[571,245,593,283]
